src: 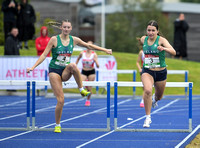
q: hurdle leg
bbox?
[133,71,136,97]
[185,71,188,99]
[96,70,99,95]
[189,82,192,132]
[107,82,111,131]
[114,82,118,130]
[27,81,31,130]
[32,81,36,130]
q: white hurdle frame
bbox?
[31,81,111,132]
[167,70,189,98]
[96,69,137,95]
[95,69,189,97]
[0,80,31,131]
[114,81,193,132]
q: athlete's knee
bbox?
[68,63,78,73]
[57,100,64,107]
[144,88,152,97]
[56,96,64,107]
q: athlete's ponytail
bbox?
[48,19,71,29]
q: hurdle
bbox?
[31,80,111,132]
[96,69,137,95]
[95,69,188,97]
[167,70,189,98]
[0,80,31,131]
[114,81,193,132]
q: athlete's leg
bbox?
[81,74,88,81]
[62,63,82,88]
[86,74,95,100]
[62,63,90,96]
[49,73,64,125]
[154,80,167,101]
[141,73,154,115]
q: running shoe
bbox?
[140,99,144,108]
[54,126,61,133]
[152,94,158,108]
[85,100,91,106]
[143,117,152,128]
[80,89,91,97]
[140,102,144,108]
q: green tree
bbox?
[106,0,173,53]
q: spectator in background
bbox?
[35,26,51,57]
[1,0,18,40]
[4,27,20,55]
[17,0,36,49]
[173,13,189,60]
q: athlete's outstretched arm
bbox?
[73,37,112,55]
[27,36,56,73]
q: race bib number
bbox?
[55,54,71,66]
[83,60,94,69]
[144,54,160,68]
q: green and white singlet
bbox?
[143,36,166,68]
[49,35,74,69]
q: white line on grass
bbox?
[76,99,179,148]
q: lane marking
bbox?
[76,99,179,148]
[175,124,200,148]
[0,97,42,108]
[0,98,84,120]
[0,98,131,142]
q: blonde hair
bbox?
[48,20,71,29]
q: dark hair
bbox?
[147,20,162,36]
[147,20,158,30]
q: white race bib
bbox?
[144,54,160,68]
[55,54,71,66]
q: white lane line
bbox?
[0,98,84,120]
[0,97,42,108]
[0,112,27,120]
[76,99,179,148]
[0,98,131,142]
[0,100,26,108]
[0,131,33,142]
[175,124,200,148]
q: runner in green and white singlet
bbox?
[140,20,176,128]
[49,35,74,69]
[27,20,112,133]
[143,36,166,69]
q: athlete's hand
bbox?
[106,49,112,55]
[157,46,165,52]
[26,68,33,73]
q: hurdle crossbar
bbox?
[96,69,137,95]
[114,81,193,132]
[31,81,111,132]
[0,80,31,131]
[168,70,189,97]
